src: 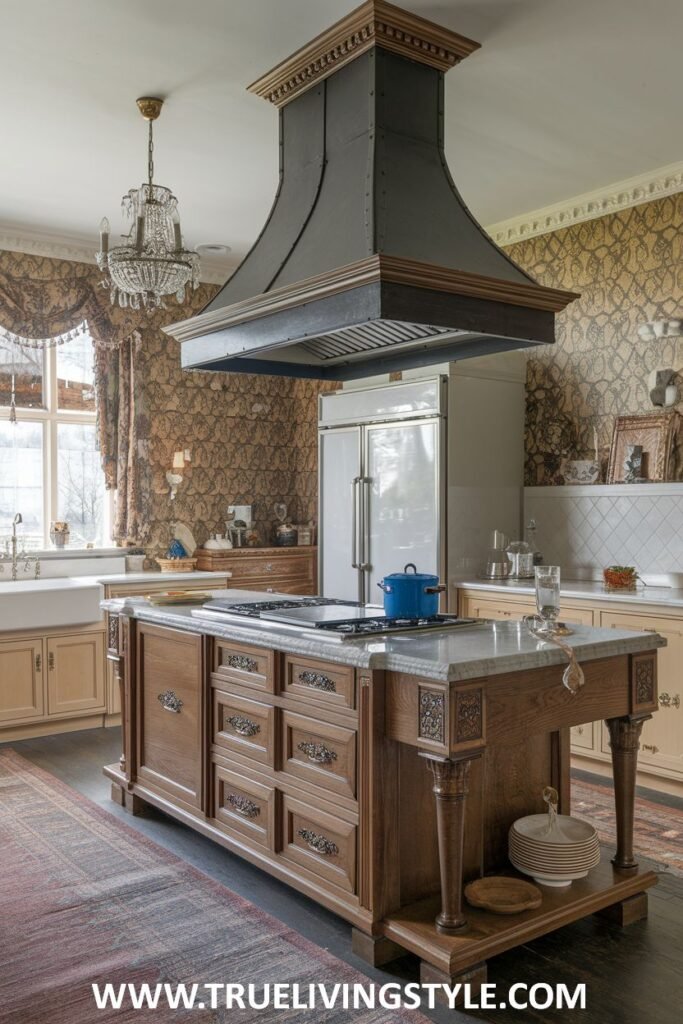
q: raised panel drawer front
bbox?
[281,710,357,799]
[282,655,355,711]
[570,722,595,751]
[0,637,45,724]
[464,597,536,621]
[212,760,274,850]
[230,555,314,583]
[213,689,274,767]
[137,625,203,810]
[600,609,683,778]
[213,640,274,694]
[280,794,357,894]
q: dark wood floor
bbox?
[4,727,682,1024]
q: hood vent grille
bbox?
[165,1,578,379]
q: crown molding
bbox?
[0,224,236,285]
[248,0,479,107]
[486,160,683,246]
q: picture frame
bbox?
[607,412,680,483]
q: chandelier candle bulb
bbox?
[99,217,109,254]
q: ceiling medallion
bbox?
[96,97,199,310]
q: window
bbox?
[0,331,112,549]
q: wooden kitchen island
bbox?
[103,592,665,992]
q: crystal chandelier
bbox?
[97,97,199,310]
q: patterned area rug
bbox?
[572,776,683,877]
[0,749,426,1024]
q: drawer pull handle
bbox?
[642,743,659,754]
[227,793,260,819]
[265,563,274,572]
[297,828,339,857]
[298,670,336,693]
[575,726,583,735]
[225,654,258,674]
[35,653,42,671]
[659,692,680,709]
[227,714,260,737]
[297,741,338,764]
[48,652,55,671]
[158,690,183,713]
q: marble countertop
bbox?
[72,570,232,585]
[454,577,683,608]
[101,588,666,683]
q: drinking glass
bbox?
[535,566,561,632]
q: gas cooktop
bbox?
[193,596,477,641]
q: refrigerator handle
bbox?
[359,476,371,572]
[351,477,361,569]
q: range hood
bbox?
[166,0,578,380]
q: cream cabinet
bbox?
[46,633,105,716]
[458,586,683,795]
[0,575,229,740]
[598,609,683,783]
[0,637,45,724]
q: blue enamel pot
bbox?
[377,563,446,618]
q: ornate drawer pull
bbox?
[265,563,274,572]
[297,741,337,764]
[575,726,583,735]
[158,690,183,713]
[642,743,659,754]
[297,828,339,857]
[225,653,258,673]
[227,714,260,737]
[48,652,55,671]
[298,670,336,693]
[35,653,42,671]
[659,692,680,709]
[227,793,260,818]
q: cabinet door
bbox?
[46,633,105,715]
[600,610,683,778]
[137,623,204,811]
[0,637,45,723]
[319,426,362,602]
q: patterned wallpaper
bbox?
[138,331,330,555]
[505,193,683,484]
[0,247,330,558]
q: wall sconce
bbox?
[638,320,681,408]
[166,450,188,501]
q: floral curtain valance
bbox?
[0,248,142,541]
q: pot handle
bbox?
[404,563,418,574]
[377,581,392,593]
[424,584,447,594]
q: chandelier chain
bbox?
[148,120,154,191]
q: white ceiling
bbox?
[1,0,682,277]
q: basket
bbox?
[156,557,198,573]
[603,566,638,591]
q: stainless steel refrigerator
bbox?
[318,377,447,605]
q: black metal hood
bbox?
[165,0,577,380]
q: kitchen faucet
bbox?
[1,513,40,581]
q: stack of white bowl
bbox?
[509,811,600,888]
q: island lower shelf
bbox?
[103,605,662,990]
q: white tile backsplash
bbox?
[524,484,683,579]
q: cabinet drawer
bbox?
[212,760,275,850]
[251,580,316,596]
[282,655,355,712]
[462,596,536,621]
[213,689,274,767]
[570,722,595,751]
[280,794,356,894]
[213,640,275,694]
[231,555,313,583]
[281,710,356,799]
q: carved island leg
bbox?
[421,753,475,934]
[605,714,651,874]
